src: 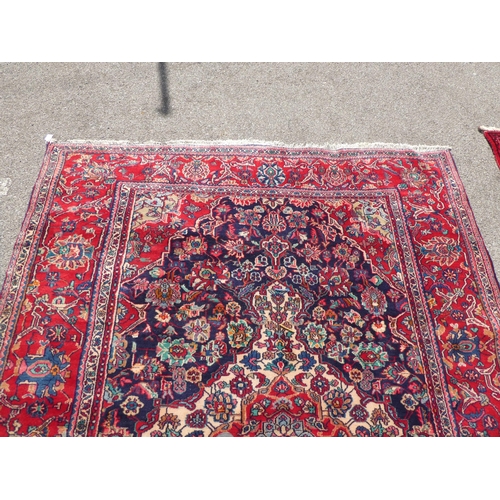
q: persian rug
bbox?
[1,140,500,437]
[480,126,500,169]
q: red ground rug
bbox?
[1,141,500,437]
[480,127,500,169]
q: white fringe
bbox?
[478,126,500,133]
[49,136,452,153]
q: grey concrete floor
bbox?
[1,62,500,285]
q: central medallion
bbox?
[95,191,431,436]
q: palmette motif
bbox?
[0,143,499,436]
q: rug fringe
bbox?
[48,137,452,153]
[478,126,500,133]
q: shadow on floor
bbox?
[158,62,170,115]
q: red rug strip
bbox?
[481,127,500,169]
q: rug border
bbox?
[0,142,58,318]
[440,149,500,333]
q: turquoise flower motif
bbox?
[304,322,327,349]
[352,342,389,370]
[227,319,253,349]
[156,338,196,366]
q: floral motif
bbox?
[155,310,171,327]
[324,388,353,418]
[230,373,253,397]
[200,340,226,366]
[325,165,347,186]
[46,234,94,270]
[45,325,68,343]
[27,401,48,418]
[227,320,253,349]
[352,342,389,370]
[361,286,388,316]
[444,327,480,364]
[401,393,418,411]
[257,163,286,187]
[421,236,462,266]
[350,404,369,422]
[340,325,363,345]
[286,211,308,229]
[303,323,327,349]
[120,395,144,416]
[145,275,181,309]
[262,211,287,233]
[186,409,207,428]
[226,302,241,316]
[235,208,262,226]
[183,235,208,256]
[401,166,428,188]
[298,243,323,264]
[371,407,390,425]
[156,338,196,366]
[17,346,69,398]
[310,373,330,395]
[183,318,211,343]
[204,391,237,423]
[223,238,250,259]
[262,235,290,261]
[349,369,363,383]
[183,160,210,181]
[185,366,203,384]
[327,342,350,364]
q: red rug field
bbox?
[1,141,500,436]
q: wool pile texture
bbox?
[1,141,500,437]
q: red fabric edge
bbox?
[481,128,500,169]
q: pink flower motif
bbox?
[262,211,287,232]
[421,236,461,266]
[298,243,322,264]
[145,272,181,309]
[361,286,388,316]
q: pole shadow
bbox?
[158,62,170,115]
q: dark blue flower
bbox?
[355,426,371,437]
[27,401,48,418]
[298,351,316,371]
[17,346,70,399]
[61,219,77,232]
[186,430,205,437]
[241,350,261,371]
[46,271,60,287]
[257,164,286,187]
[445,328,480,364]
